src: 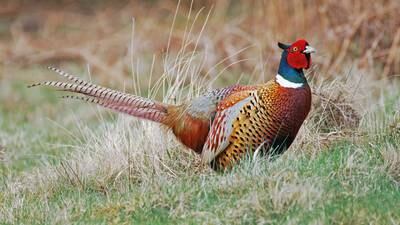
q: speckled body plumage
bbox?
[30,39,315,170]
[208,81,311,169]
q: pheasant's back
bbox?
[209,81,311,169]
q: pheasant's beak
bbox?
[303,45,316,54]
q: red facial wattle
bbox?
[287,52,310,69]
[285,39,312,70]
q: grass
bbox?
[1,134,399,224]
[1,1,400,224]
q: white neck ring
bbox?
[275,74,304,88]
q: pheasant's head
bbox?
[278,39,316,70]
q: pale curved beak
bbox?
[303,45,316,54]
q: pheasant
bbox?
[29,39,315,170]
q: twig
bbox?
[328,12,367,74]
[383,28,400,77]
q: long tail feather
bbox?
[29,67,169,123]
[61,95,167,123]
[48,66,137,99]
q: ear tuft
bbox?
[278,42,290,50]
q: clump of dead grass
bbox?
[309,73,362,146]
[312,85,361,133]
[53,117,210,192]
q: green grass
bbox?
[1,139,399,224]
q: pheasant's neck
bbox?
[276,52,307,88]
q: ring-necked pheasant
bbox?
[29,39,315,170]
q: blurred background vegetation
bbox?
[1,0,399,78]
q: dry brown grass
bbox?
[380,143,400,184]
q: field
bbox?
[1,1,400,224]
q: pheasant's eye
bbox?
[292,47,298,52]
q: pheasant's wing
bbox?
[186,84,259,120]
[201,89,258,163]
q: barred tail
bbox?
[28,67,169,124]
